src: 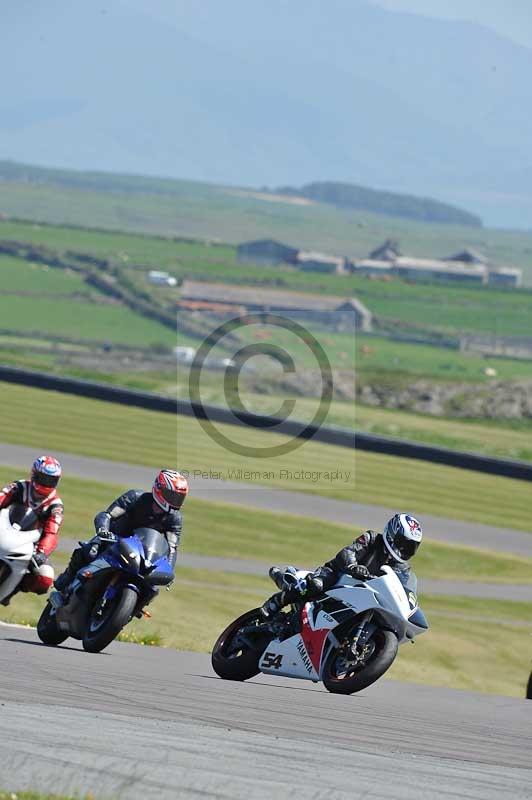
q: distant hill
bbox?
[2,1,532,226]
[0,161,480,227]
[276,182,482,227]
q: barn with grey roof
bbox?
[179,281,372,332]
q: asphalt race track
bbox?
[0,624,530,800]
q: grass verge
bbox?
[2,382,532,530]
[355,404,532,463]
[0,469,530,585]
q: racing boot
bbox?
[260,590,285,618]
[268,566,285,590]
[0,588,19,607]
[53,567,73,594]
[50,565,77,607]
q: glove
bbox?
[96,529,117,542]
[349,564,371,580]
[31,550,47,570]
[307,575,324,594]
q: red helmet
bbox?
[31,455,62,498]
[152,469,188,512]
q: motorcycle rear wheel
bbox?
[212,609,270,681]
[323,629,398,695]
[82,586,137,653]
[37,602,68,646]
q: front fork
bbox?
[347,610,375,656]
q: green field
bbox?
[1,169,532,282]
[1,382,532,532]
[0,254,176,347]
[0,255,87,294]
[3,219,532,341]
[0,295,176,347]
[355,334,532,382]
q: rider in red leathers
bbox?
[0,456,63,605]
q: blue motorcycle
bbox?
[37,527,174,653]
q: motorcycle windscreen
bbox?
[132,528,169,562]
[9,504,38,531]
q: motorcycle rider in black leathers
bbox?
[261,513,423,617]
[54,470,189,598]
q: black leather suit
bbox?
[56,489,183,590]
[269,530,416,609]
[317,530,414,591]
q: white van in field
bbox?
[174,346,196,363]
[147,270,177,287]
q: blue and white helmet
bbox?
[382,513,423,563]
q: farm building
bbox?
[177,299,247,318]
[445,248,488,265]
[237,239,299,265]
[392,257,486,285]
[368,239,402,261]
[179,281,372,332]
[352,259,393,278]
[351,241,525,286]
[486,267,522,288]
[296,250,347,274]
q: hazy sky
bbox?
[373,0,532,49]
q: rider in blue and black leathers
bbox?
[261,513,423,617]
[55,470,188,594]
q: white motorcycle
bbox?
[0,505,51,604]
[212,566,429,694]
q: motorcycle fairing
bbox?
[55,530,173,638]
[101,535,173,584]
[257,567,428,682]
[0,507,40,601]
[259,603,339,681]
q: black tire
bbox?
[212,608,271,681]
[323,629,398,695]
[82,586,137,653]
[526,671,532,700]
[37,602,68,646]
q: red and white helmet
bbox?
[152,469,189,512]
[31,455,62,498]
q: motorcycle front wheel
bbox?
[82,586,137,653]
[323,629,398,695]
[212,609,271,681]
[37,602,68,646]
